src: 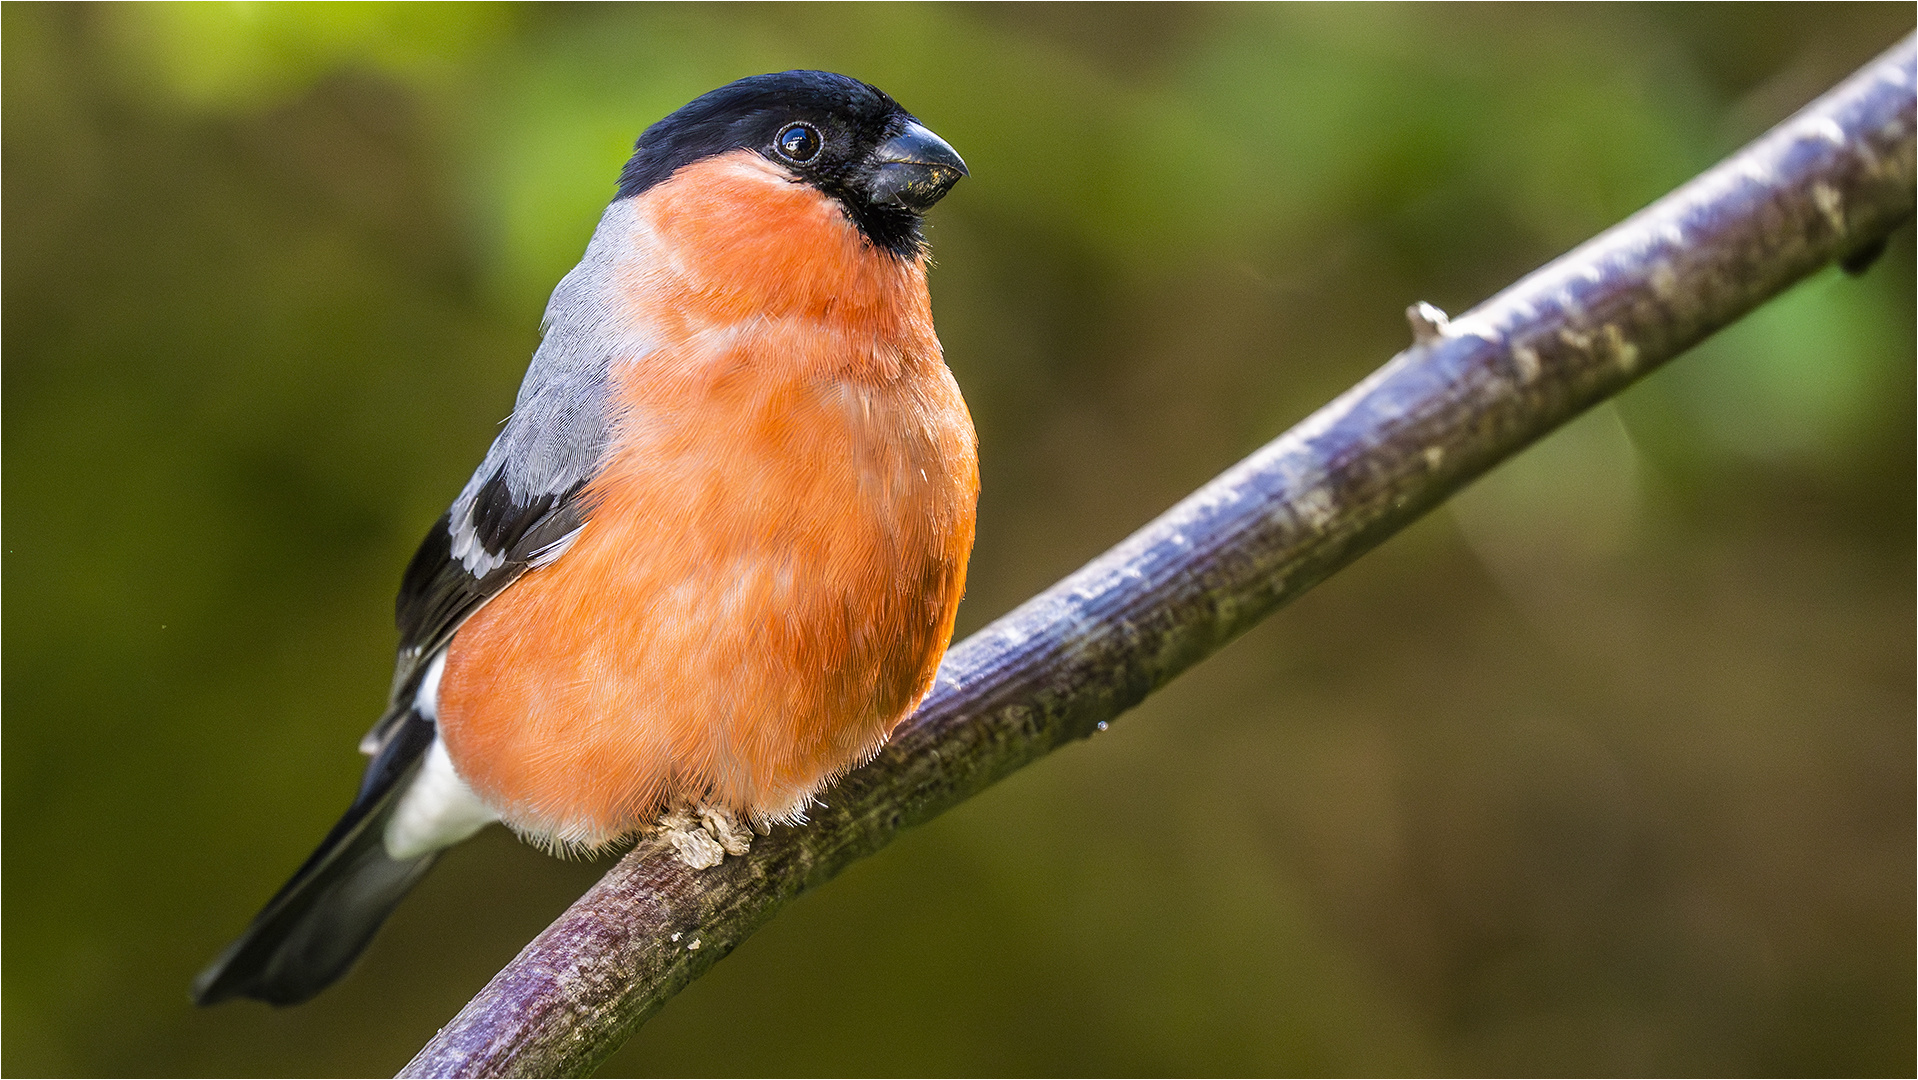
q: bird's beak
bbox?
[865,121,968,211]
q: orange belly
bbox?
[437,356,973,849]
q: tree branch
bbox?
[400,35,1915,1079]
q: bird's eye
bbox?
[775,123,822,163]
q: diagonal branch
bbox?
[400,35,1915,1079]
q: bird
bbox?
[193,70,977,1007]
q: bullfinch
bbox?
[193,70,977,1007]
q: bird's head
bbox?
[616,71,967,259]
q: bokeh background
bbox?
[6,3,1913,1075]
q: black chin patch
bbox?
[815,184,926,259]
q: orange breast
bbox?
[435,152,978,851]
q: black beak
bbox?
[864,121,968,212]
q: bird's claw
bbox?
[657,804,752,869]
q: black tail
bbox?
[194,711,439,1006]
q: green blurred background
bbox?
[5,3,1913,1075]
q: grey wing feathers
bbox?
[445,363,612,578]
[360,228,642,755]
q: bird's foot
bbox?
[657,804,753,869]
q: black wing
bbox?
[361,448,607,756]
[393,475,590,680]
